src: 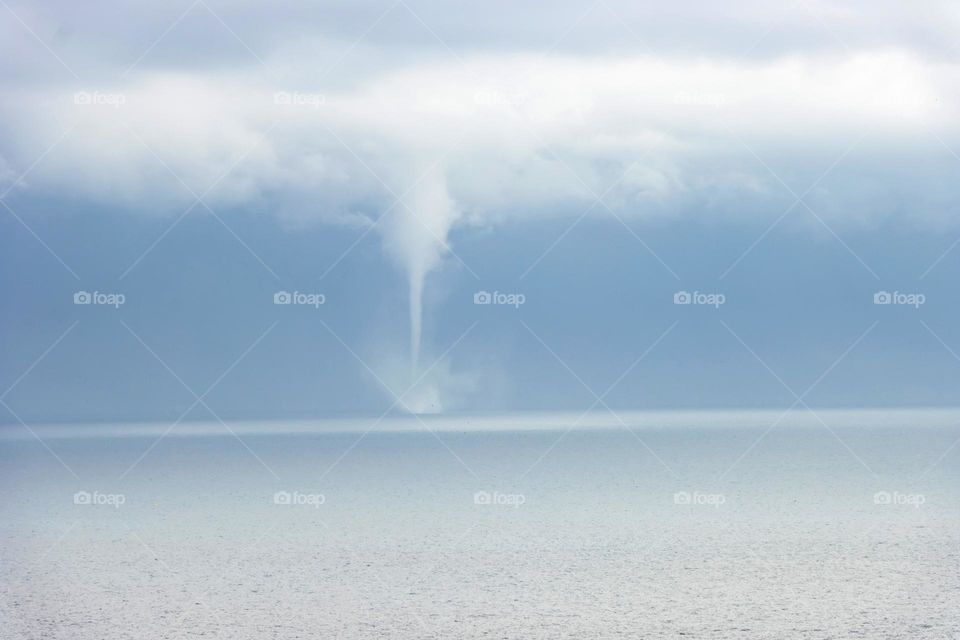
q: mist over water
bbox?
[408,272,424,376]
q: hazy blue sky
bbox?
[2,0,959,422]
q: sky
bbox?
[1,0,960,423]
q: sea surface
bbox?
[1,412,958,639]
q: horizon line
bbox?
[3,406,960,440]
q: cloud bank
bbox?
[2,0,959,410]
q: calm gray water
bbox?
[1,422,958,638]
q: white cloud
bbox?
[8,49,953,222]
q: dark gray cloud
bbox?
[3,0,960,84]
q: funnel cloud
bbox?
[378,165,460,378]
